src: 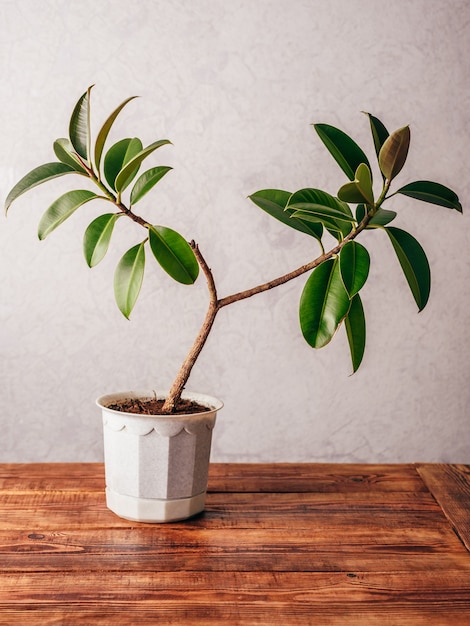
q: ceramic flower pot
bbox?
[96,390,223,523]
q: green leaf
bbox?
[114,139,171,193]
[289,188,354,239]
[314,123,371,180]
[363,112,389,158]
[249,189,323,241]
[38,190,99,240]
[5,162,75,213]
[288,189,354,221]
[69,86,93,161]
[83,213,121,267]
[104,138,143,191]
[366,208,397,227]
[114,242,146,319]
[130,166,172,205]
[385,226,430,311]
[53,138,88,173]
[345,293,366,373]
[94,96,138,173]
[338,163,374,205]
[339,241,370,298]
[299,258,351,349]
[148,226,199,285]
[395,180,462,212]
[379,125,410,181]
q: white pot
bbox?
[96,390,223,523]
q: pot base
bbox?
[105,488,207,523]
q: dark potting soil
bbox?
[106,397,209,415]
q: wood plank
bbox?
[1,522,468,573]
[207,463,428,493]
[417,464,470,551]
[0,571,469,625]
[0,462,428,494]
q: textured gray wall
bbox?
[1,0,469,463]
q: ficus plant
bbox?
[5,86,462,413]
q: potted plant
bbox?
[5,86,462,522]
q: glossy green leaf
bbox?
[395,180,462,212]
[363,112,389,158]
[53,138,88,174]
[366,208,397,227]
[4,162,75,213]
[115,139,171,193]
[94,96,138,173]
[114,242,146,319]
[355,204,367,223]
[379,125,410,181]
[38,190,99,240]
[104,138,143,191]
[130,166,172,205]
[69,86,93,161]
[339,241,370,298]
[289,188,355,239]
[148,226,199,284]
[249,189,323,241]
[345,293,366,373]
[314,123,371,181]
[288,189,354,221]
[83,213,121,267]
[338,163,374,205]
[385,226,430,311]
[299,258,351,349]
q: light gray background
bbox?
[1,0,468,463]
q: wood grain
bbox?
[0,463,469,624]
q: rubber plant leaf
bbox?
[394,180,462,212]
[114,139,172,193]
[104,138,143,191]
[83,213,121,267]
[339,241,370,298]
[299,258,351,349]
[53,138,88,174]
[114,241,146,319]
[38,189,99,240]
[94,96,138,173]
[69,86,93,162]
[338,163,374,205]
[367,208,397,227]
[289,188,354,239]
[249,189,323,242]
[378,125,410,181]
[130,166,172,205]
[363,112,389,158]
[148,225,199,285]
[4,162,75,213]
[314,123,371,181]
[288,188,354,221]
[345,292,366,373]
[385,226,430,311]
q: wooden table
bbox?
[0,463,469,624]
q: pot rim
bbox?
[96,389,223,419]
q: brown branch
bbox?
[218,214,371,308]
[162,242,220,413]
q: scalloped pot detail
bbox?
[103,413,217,438]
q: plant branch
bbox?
[219,212,372,308]
[162,242,219,413]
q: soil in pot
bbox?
[106,396,209,415]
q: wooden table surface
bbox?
[0,463,469,624]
